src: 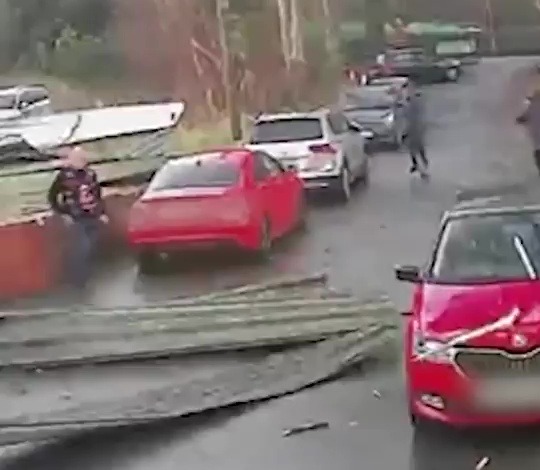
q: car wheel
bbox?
[333,164,352,203]
[297,192,309,231]
[138,250,158,274]
[256,217,272,260]
[445,67,458,82]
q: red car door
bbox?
[259,152,299,235]
[252,151,282,237]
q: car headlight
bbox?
[412,327,456,364]
[384,113,394,127]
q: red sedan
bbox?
[396,193,540,428]
[127,148,306,271]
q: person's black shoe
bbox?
[409,164,418,173]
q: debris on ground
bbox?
[476,456,490,470]
[372,390,382,399]
[282,421,329,437]
[0,273,397,446]
[0,273,395,369]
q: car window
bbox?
[343,88,395,110]
[148,153,240,191]
[430,211,540,283]
[387,51,424,64]
[0,94,16,110]
[250,118,323,144]
[20,89,48,107]
[327,113,348,134]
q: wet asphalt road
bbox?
[4,57,540,469]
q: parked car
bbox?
[342,84,409,149]
[246,109,370,203]
[378,47,461,83]
[396,187,540,427]
[0,84,51,121]
[127,149,307,272]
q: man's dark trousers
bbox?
[67,218,101,290]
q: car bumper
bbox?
[298,171,341,190]
[128,225,261,253]
[409,359,540,427]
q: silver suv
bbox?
[0,85,51,121]
[246,109,372,203]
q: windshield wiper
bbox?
[512,234,537,279]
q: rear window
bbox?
[0,95,16,110]
[148,154,240,191]
[250,118,323,144]
[387,51,424,63]
[343,89,395,110]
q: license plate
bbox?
[159,204,202,220]
[476,378,540,410]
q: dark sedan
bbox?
[380,47,461,84]
[341,84,409,150]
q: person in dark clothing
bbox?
[47,147,109,291]
[406,91,429,175]
[517,87,540,175]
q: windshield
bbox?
[387,51,424,63]
[148,154,239,191]
[343,90,394,110]
[435,39,477,55]
[250,118,323,143]
[0,94,16,110]
[430,211,540,283]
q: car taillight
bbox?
[308,143,337,155]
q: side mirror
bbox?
[395,265,421,283]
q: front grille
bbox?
[455,350,540,378]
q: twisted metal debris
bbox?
[0,273,397,446]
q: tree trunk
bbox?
[275,0,291,70]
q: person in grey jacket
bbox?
[406,91,429,174]
[517,89,540,175]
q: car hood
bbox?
[418,281,540,347]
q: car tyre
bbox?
[333,164,352,203]
[138,250,159,274]
[255,217,272,260]
[445,67,459,82]
[297,192,309,231]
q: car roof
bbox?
[254,109,328,122]
[447,184,540,220]
[166,148,251,166]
